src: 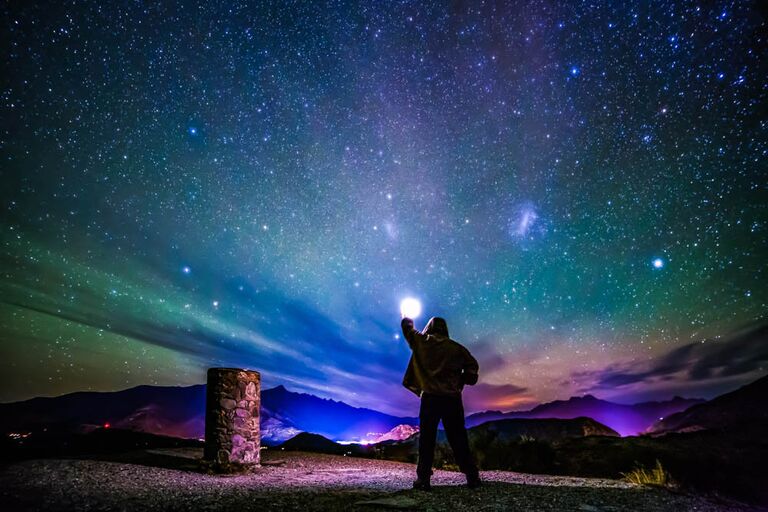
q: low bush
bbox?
[621,459,674,487]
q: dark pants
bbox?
[417,393,478,480]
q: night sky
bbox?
[1,1,766,415]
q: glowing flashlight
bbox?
[400,297,422,319]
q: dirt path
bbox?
[0,449,749,511]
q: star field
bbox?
[1,1,766,413]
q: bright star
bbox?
[652,258,664,269]
[182,266,191,274]
[188,127,197,135]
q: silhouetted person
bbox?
[401,316,481,490]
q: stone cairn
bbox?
[204,367,261,466]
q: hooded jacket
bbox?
[401,316,479,397]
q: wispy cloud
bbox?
[0,242,415,410]
[573,320,768,400]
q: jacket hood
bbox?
[421,316,449,337]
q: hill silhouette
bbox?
[0,384,415,444]
[467,395,703,436]
[648,374,768,434]
[0,383,701,443]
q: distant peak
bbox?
[270,385,288,392]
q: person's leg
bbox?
[416,394,440,485]
[442,394,480,485]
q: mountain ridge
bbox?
[0,383,704,441]
[276,416,620,459]
[467,394,705,436]
[648,374,768,434]
[0,383,415,444]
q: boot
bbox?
[412,478,431,491]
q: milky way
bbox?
[1,1,766,414]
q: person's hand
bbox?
[461,371,479,386]
[401,317,414,330]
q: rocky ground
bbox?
[0,448,753,511]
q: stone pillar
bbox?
[204,367,261,465]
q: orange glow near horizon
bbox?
[489,396,538,411]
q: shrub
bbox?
[621,460,674,487]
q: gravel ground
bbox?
[0,448,752,511]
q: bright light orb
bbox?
[400,297,422,319]
[652,258,664,269]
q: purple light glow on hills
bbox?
[0,383,709,441]
[466,394,705,437]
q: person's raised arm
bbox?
[401,317,426,349]
[461,347,479,385]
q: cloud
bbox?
[575,320,768,396]
[470,337,509,375]
[463,382,533,413]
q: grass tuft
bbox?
[621,460,674,487]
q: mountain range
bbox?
[0,384,414,444]
[277,416,618,458]
[648,374,768,434]
[467,394,704,436]
[0,382,704,443]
